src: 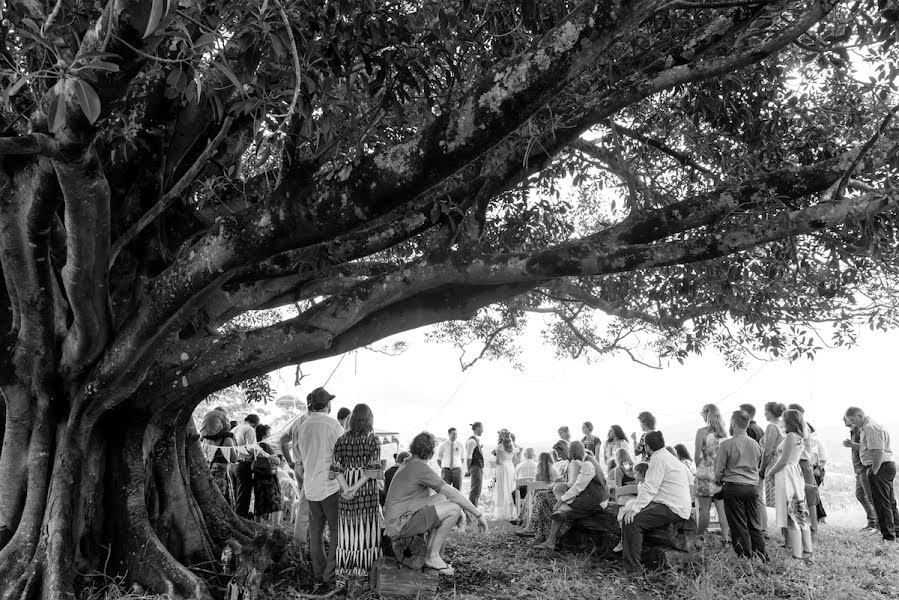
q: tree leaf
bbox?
[143,0,167,39]
[47,81,67,133]
[7,73,36,97]
[73,78,101,124]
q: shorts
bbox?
[397,506,440,538]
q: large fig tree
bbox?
[0,0,897,598]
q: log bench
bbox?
[559,503,699,569]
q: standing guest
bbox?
[694,404,730,542]
[281,410,311,548]
[494,429,518,520]
[740,404,766,443]
[292,387,344,589]
[620,432,693,575]
[632,412,657,459]
[200,408,237,506]
[510,433,523,466]
[558,426,572,444]
[385,432,489,575]
[768,409,813,561]
[381,451,411,507]
[846,407,899,541]
[581,422,600,455]
[786,403,820,533]
[535,441,610,550]
[604,425,631,469]
[232,414,261,518]
[513,448,538,524]
[465,422,485,507]
[842,416,878,530]
[336,407,352,430]
[674,444,696,477]
[329,403,384,588]
[436,428,465,491]
[252,424,283,524]
[714,411,766,560]
[760,402,787,521]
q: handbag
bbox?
[695,463,715,481]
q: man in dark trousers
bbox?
[846,406,899,541]
[620,431,692,575]
[465,422,485,507]
[715,410,767,560]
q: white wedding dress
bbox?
[494,447,517,520]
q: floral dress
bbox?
[696,432,723,497]
[329,432,384,582]
[253,442,283,517]
[775,434,811,530]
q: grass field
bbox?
[435,520,899,600]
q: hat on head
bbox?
[307,387,335,410]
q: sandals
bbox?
[424,561,455,576]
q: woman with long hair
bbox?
[674,444,696,477]
[760,401,787,532]
[612,447,639,488]
[329,403,384,588]
[535,452,560,483]
[604,425,631,469]
[494,429,517,520]
[768,409,813,561]
[695,404,730,541]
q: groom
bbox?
[466,422,484,507]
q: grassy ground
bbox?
[434,521,899,600]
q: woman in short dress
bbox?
[694,403,730,541]
[329,404,384,588]
[768,409,813,561]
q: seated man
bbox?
[620,431,693,575]
[384,432,488,575]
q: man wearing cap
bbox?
[465,422,485,507]
[290,387,344,587]
[436,428,465,491]
[232,414,260,518]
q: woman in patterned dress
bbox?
[694,403,730,541]
[329,403,384,588]
[199,407,236,506]
[761,402,787,509]
[768,409,813,561]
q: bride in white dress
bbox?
[494,429,518,520]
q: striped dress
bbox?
[329,432,384,580]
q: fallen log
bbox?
[371,558,439,599]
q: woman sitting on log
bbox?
[535,442,610,550]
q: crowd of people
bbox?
[200,392,897,588]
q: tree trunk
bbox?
[0,387,259,600]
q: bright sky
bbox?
[268,319,899,468]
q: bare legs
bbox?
[697,496,730,541]
[786,527,813,559]
[424,495,463,571]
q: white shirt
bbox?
[465,436,481,460]
[436,439,465,469]
[810,431,828,466]
[294,412,344,501]
[552,459,569,477]
[514,458,538,480]
[561,459,596,502]
[233,422,257,460]
[632,447,693,519]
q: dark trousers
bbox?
[855,469,878,527]
[867,462,899,540]
[309,492,339,582]
[621,502,682,573]
[813,469,827,519]
[442,467,462,490]
[233,460,254,518]
[722,483,766,560]
[468,465,483,507]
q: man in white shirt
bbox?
[847,406,899,541]
[292,387,344,586]
[621,431,692,574]
[465,422,484,507]
[231,414,260,518]
[436,428,465,490]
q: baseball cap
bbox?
[307,387,335,410]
